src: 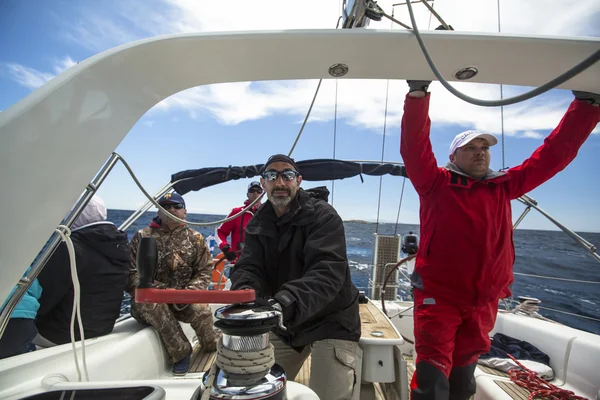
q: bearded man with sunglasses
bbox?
[127,192,220,376]
[230,154,361,400]
[216,181,263,262]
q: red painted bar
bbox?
[135,288,256,304]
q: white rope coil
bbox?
[201,339,275,399]
[55,225,89,382]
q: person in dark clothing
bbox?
[35,195,130,345]
[0,267,42,359]
[230,154,361,400]
[401,81,600,400]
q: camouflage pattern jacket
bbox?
[127,220,213,294]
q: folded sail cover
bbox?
[171,159,408,195]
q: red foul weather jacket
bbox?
[400,94,599,306]
[217,200,261,253]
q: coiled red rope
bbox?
[507,354,588,400]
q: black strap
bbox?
[238,212,246,250]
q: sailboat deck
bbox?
[191,346,532,399]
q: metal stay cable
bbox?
[122,13,341,229]
[538,306,600,323]
[331,0,343,207]
[497,0,506,168]
[393,178,407,235]
[375,11,395,234]
[331,79,339,206]
[513,272,600,285]
[288,14,343,158]
[114,152,261,227]
[287,79,323,157]
[404,0,600,107]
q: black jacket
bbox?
[36,222,130,344]
[231,190,361,349]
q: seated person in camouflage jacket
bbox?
[127,192,219,375]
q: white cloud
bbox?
[151,77,576,139]
[21,0,598,136]
[53,56,77,74]
[104,0,595,137]
[4,64,54,89]
[5,56,78,90]
[519,131,545,139]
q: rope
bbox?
[514,272,600,285]
[216,341,275,379]
[375,11,393,233]
[201,363,218,400]
[426,1,434,29]
[394,178,407,235]
[538,306,600,323]
[332,79,339,206]
[375,81,390,233]
[55,225,89,382]
[497,0,506,169]
[507,354,587,400]
[404,0,600,107]
[202,339,275,399]
[381,255,417,316]
[288,79,322,157]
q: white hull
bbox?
[0,310,317,400]
[1,300,599,399]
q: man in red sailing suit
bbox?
[400,81,600,400]
[217,181,263,262]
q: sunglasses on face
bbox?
[261,169,299,182]
[248,188,263,194]
[161,203,185,210]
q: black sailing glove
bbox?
[222,245,237,261]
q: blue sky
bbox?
[1,0,599,232]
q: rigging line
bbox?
[427,0,434,29]
[394,178,407,235]
[513,272,600,285]
[497,0,506,169]
[288,79,322,157]
[382,12,412,30]
[375,79,391,234]
[537,306,600,323]
[331,79,339,206]
[500,85,505,169]
[375,9,395,233]
[404,0,600,107]
[290,13,343,158]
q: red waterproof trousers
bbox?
[410,288,497,392]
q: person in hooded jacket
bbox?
[216,181,262,262]
[35,195,130,346]
[230,154,361,400]
[400,81,600,400]
[126,192,220,376]
[0,267,42,359]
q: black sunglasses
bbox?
[161,203,185,210]
[262,169,299,182]
[248,188,263,194]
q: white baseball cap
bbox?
[449,130,498,156]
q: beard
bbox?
[269,186,293,208]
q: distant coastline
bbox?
[106,209,599,234]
